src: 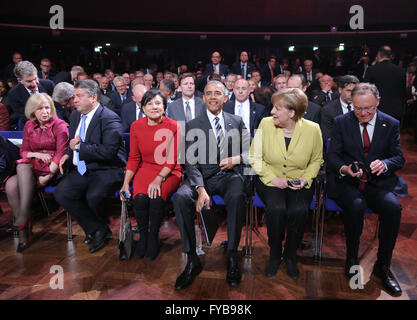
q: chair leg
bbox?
[244,199,253,257]
[38,191,50,216]
[66,212,72,241]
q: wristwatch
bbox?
[74,141,81,152]
[157,174,166,182]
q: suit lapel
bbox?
[178,98,186,121]
[249,102,256,133]
[349,112,365,160]
[286,119,302,157]
[336,100,343,116]
[368,111,384,159]
[86,105,103,141]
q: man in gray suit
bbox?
[172,81,250,290]
[166,73,205,135]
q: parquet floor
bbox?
[1,134,417,301]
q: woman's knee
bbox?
[133,193,150,210]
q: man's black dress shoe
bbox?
[83,234,93,245]
[265,258,281,277]
[174,259,203,290]
[226,256,241,286]
[285,259,299,280]
[372,262,402,297]
[345,257,360,278]
[89,227,112,254]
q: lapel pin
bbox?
[382,123,386,127]
[228,123,232,126]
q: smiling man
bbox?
[327,82,406,297]
[172,80,250,290]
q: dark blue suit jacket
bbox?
[120,101,138,132]
[109,89,132,115]
[202,63,230,78]
[327,110,406,198]
[66,104,126,172]
[222,100,267,138]
[6,79,55,130]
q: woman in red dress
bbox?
[120,89,182,260]
[4,93,69,252]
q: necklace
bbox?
[283,128,294,134]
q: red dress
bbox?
[126,116,182,201]
[17,116,69,177]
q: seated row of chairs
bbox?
[0,130,376,262]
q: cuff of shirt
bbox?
[382,161,388,173]
[339,166,346,177]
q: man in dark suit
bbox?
[320,75,359,144]
[108,76,132,115]
[327,83,405,296]
[120,83,147,132]
[6,60,55,130]
[302,59,320,97]
[172,80,250,290]
[287,74,321,124]
[231,51,255,80]
[364,46,407,121]
[2,52,22,81]
[52,65,84,85]
[166,73,205,135]
[202,51,230,80]
[99,76,113,96]
[54,80,126,254]
[312,74,340,107]
[356,55,371,82]
[38,58,56,80]
[260,56,279,86]
[223,78,267,138]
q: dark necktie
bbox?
[359,122,370,190]
[137,108,143,120]
[185,101,192,122]
[241,63,246,79]
[347,104,352,112]
[214,116,225,159]
[326,91,332,102]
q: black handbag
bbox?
[119,197,133,260]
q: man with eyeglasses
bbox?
[202,51,230,80]
[327,83,406,297]
[109,76,132,115]
[38,58,56,80]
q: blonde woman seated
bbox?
[248,87,323,279]
[4,93,69,252]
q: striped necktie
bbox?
[214,116,225,159]
[185,101,192,122]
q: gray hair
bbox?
[52,82,74,102]
[14,61,37,79]
[113,76,125,86]
[352,82,380,99]
[144,74,153,80]
[71,65,84,73]
[74,79,100,96]
[205,80,227,95]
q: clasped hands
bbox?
[341,159,386,178]
[271,177,307,190]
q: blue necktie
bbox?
[77,115,87,175]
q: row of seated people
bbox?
[0,78,405,297]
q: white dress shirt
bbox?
[234,99,250,133]
[206,109,225,139]
[73,103,100,166]
[340,98,352,114]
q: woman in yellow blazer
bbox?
[248,87,323,279]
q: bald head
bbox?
[233,79,250,103]
[132,84,147,105]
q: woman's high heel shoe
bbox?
[15,217,32,253]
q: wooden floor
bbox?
[1,134,417,301]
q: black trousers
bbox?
[173,171,246,254]
[255,177,314,261]
[133,194,165,234]
[334,183,402,266]
[54,167,124,236]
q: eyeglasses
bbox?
[354,106,376,112]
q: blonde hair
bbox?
[25,93,56,121]
[271,87,307,121]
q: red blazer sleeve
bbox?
[51,118,69,165]
[164,121,182,171]
[126,122,142,174]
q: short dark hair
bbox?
[337,75,359,89]
[141,89,167,110]
[179,73,195,84]
[160,79,175,93]
[378,45,392,59]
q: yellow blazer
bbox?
[248,117,323,188]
